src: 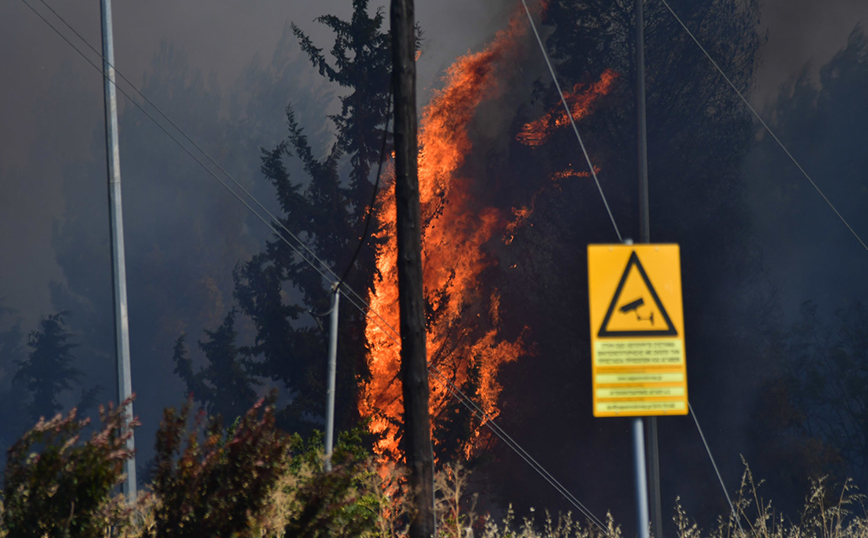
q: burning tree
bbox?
[363,9,549,461]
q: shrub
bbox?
[279,429,388,538]
[436,461,478,538]
[2,399,136,538]
[149,396,290,538]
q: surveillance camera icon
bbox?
[618,298,654,325]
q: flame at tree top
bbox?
[517,70,618,147]
[360,3,617,460]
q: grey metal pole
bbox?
[324,286,340,472]
[100,0,136,502]
[635,0,663,535]
[645,416,663,538]
[633,418,651,538]
[636,0,650,240]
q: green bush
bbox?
[2,399,136,538]
[149,396,290,538]
[279,429,386,538]
[14,396,867,538]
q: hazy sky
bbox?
[0,0,516,327]
[756,0,868,103]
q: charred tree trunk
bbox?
[390,0,435,536]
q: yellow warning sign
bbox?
[588,244,687,417]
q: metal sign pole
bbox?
[324,286,340,472]
[621,237,650,538]
[100,0,136,502]
[633,417,651,538]
[635,0,664,533]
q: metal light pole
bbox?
[621,237,650,538]
[636,0,664,535]
[324,285,340,472]
[633,417,651,538]
[100,0,136,502]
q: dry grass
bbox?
[683,462,868,538]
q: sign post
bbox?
[588,243,687,538]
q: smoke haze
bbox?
[1,0,867,531]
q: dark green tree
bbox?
[0,299,29,472]
[15,312,82,425]
[225,0,392,434]
[742,26,868,507]
[292,0,392,205]
[172,309,260,426]
[747,26,868,305]
[0,302,26,373]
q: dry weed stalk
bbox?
[436,461,478,538]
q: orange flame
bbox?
[361,11,531,460]
[517,69,618,147]
[361,3,612,461]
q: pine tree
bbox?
[230,0,393,433]
[168,0,393,437]
[0,299,30,468]
[172,309,259,426]
[15,312,81,425]
[291,0,392,205]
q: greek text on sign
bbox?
[587,244,688,417]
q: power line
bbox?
[435,369,610,532]
[688,403,745,536]
[19,0,341,294]
[25,0,373,303]
[361,301,611,533]
[657,0,868,255]
[518,0,624,243]
[339,92,392,286]
[23,2,610,526]
[517,3,755,530]
[21,3,739,529]
[655,0,868,520]
[323,270,610,531]
[26,0,385,325]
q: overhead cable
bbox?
[688,403,745,536]
[369,309,610,533]
[25,0,366,298]
[27,0,386,325]
[658,0,868,254]
[518,0,624,243]
[339,92,391,286]
[19,0,342,290]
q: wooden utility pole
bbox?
[391,0,436,536]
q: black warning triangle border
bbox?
[597,251,678,338]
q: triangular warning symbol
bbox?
[598,251,677,337]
